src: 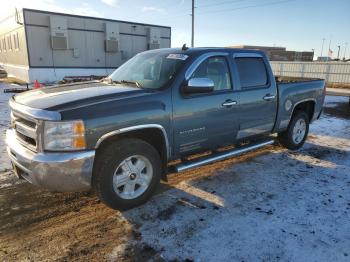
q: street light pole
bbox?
[320,37,325,57]
[191,0,195,47]
[343,42,348,60]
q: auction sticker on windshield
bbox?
[166,54,189,60]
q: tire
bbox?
[93,138,162,210]
[278,111,309,150]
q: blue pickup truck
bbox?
[6,47,325,209]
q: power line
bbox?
[196,0,295,15]
[196,0,246,8]
[155,0,295,21]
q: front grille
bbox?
[11,112,38,152]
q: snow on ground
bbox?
[0,83,13,172]
[323,95,348,108]
[0,83,26,188]
[122,95,350,262]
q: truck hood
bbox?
[13,81,146,111]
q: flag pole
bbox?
[327,37,332,61]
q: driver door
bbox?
[172,54,240,156]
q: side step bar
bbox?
[174,140,275,173]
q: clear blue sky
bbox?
[3,0,350,58]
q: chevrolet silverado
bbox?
[6,47,325,209]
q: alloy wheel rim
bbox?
[112,155,153,200]
[292,118,306,144]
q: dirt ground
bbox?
[0,149,278,262]
[326,82,350,89]
[0,88,349,261]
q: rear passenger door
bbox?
[233,53,278,139]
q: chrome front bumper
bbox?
[6,129,95,192]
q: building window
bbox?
[2,38,6,52]
[13,32,20,51]
[13,35,16,50]
[7,35,12,51]
[17,32,20,50]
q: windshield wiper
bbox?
[106,78,142,88]
[120,80,142,88]
[101,77,122,85]
[101,77,112,83]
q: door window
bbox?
[191,56,232,91]
[235,57,268,89]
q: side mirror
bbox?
[184,78,214,94]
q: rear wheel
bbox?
[93,138,162,210]
[278,111,309,150]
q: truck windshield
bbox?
[109,52,187,89]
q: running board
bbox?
[173,140,275,173]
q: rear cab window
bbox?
[234,57,269,89]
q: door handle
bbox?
[222,100,238,107]
[263,94,276,101]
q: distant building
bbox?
[317,56,332,62]
[0,9,171,83]
[230,45,314,62]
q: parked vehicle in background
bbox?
[6,47,326,210]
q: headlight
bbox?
[43,120,86,151]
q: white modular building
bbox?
[0,8,171,83]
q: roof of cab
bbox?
[143,47,266,56]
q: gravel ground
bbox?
[0,83,349,261]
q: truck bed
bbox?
[274,76,326,133]
[275,76,323,84]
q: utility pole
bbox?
[191,0,195,47]
[337,45,341,59]
[320,37,325,57]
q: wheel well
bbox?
[293,101,315,121]
[96,128,168,176]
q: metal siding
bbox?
[24,9,171,69]
[84,18,104,31]
[160,27,171,38]
[119,34,133,61]
[119,22,146,36]
[85,31,106,67]
[24,11,49,26]
[132,35,148,56]
[67,16,85,29]
[160,38,170,49]
[105,51,122,67]
[52,30,86,66]
[26,26,53,67]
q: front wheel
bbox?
[278,111,309,150]
[93,138,162,210]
